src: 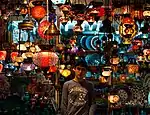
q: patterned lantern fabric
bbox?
[33,52,58,68]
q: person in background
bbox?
[61,59,96,115]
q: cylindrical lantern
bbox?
[33,51,58,68]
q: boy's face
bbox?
[74,65,87,80]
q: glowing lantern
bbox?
[31,6,46,21]
[0,64,3,73]
[48,65,57,73]
[119,74,127,82]
[60,69,71,77]
[119,17,138,44]
[102,66,112,77]
[127,64,139,74]
[37,20,52,40]
[0,51,7,60]
[33,51,58,68]
[108,95,120,103]
[110,56,120,65]
[10,52,18,62]
[99,76,107,83]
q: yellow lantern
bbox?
[61,69,71,77]
[119,17,138,44]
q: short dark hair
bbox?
[75,59,88,69]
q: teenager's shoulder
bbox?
[63,80,74,85]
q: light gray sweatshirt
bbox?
[61,80,96,115]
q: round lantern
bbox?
[31,6,46,21]
[33,51,58,68]
[60,69,71,77]
[0,51,7,61]
[37,20,53,40]
[119,17,138,44]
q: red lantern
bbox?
[0,64,3,73]
[33,51,58,68]
[98,7,105,17]
[38,20,53,40]
[10,52,18,62]
[31,6,46,21]
[0,51,7,60]
[48,65,57,73]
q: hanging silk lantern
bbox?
[37,20,52,40]
[119,17,138,44]
[10,52,18,62]
[31,6,46,21]
[33,51,58,68]
[0,64,3,73]
[0,51,7,61]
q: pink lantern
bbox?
[33,51,58,68]
[0,51,7,60]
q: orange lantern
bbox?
[0,51,7,60]
[31,6,46,21]
[10,52,18,62]
[127,64,139,74]
[37,20,53,40]
[33,51,58,68]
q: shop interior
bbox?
[0,0,150,114]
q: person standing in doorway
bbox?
[61,59,96,115]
